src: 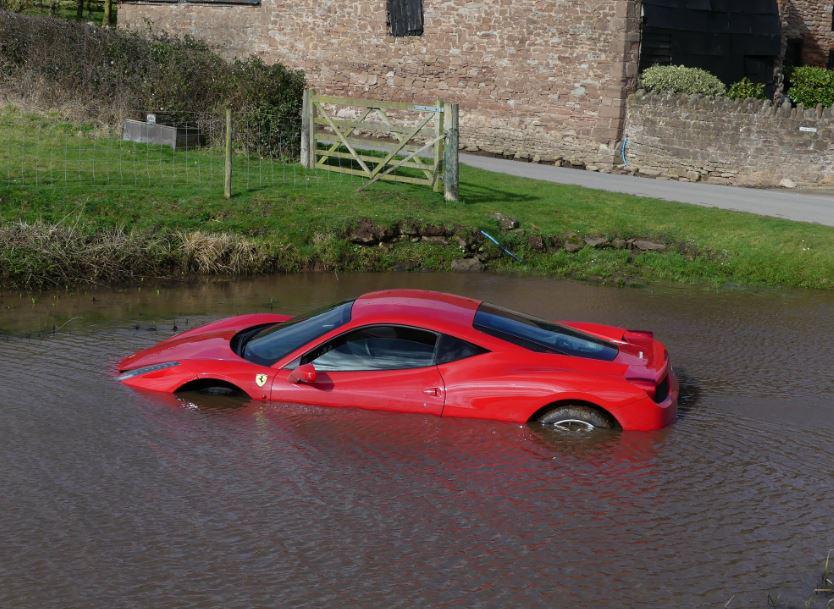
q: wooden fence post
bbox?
[224,107,232,199]
[444,103,459,202]
[102,0,112,26]
[307,90,317,169]
[300,89,310,168]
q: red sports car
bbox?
[117,290,678,431]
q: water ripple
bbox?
[1,275,833,609]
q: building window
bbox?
[388,0,423,37]
[828,50,834,70]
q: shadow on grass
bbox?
[459,179,541,206]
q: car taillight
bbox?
[627,377,657,399]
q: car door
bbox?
[271,325,446,415]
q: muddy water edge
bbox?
[1,273,832,609]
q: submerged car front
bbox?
[115,313,291,395]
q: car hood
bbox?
[117,313,291,372]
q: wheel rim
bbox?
[549,418,596,432]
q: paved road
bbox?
[461,153,834,227]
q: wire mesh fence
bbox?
[0,106,372,197]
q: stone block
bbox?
[122,119,202,150]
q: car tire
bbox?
[537,405,613,432]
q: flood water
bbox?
[1,273,832,609]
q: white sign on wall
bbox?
[412,105,441,113]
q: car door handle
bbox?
[423,387,443,397]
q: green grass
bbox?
[2,105,834,290]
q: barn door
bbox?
[388,0,423,37]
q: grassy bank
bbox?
[2,106,834,290]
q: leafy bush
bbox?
[727,77,766,100]
[228,57,305,159]
[640,65,726,96]
[0,12,305,155]
[787,66,834,108]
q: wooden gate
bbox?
[300,90,459,201]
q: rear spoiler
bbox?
[623,329,654,343]
[624,330,657,365]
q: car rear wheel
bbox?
[537,405,613,432]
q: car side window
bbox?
[435,334,487,364]
[302,325,438,372]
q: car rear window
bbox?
[473,303,618,361]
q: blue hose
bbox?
[480,230,522,263]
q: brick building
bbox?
[119,0,834,167]
[779,0,834,68]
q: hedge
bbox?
[787,66,834,108]
[726,77,766,100]
[639,65,726,96]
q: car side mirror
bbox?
[288,363,317,384]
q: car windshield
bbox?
[473,303,618,361]
[242,300,354,366]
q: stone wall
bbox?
[779,0,834,67]
[622,91,834,188]
[118,0,641,167]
